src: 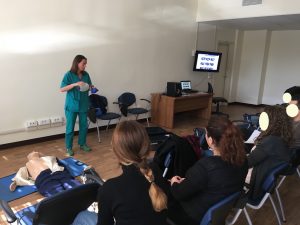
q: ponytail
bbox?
[139,161,168,212]
[112,121,168,212]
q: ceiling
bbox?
[201,14,300,30]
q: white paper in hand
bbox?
[244,130,261,144]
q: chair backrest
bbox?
[243,113,260,128]
[262,163,289,193]
[200,192,241,225]
[118,92,136,107]
[33,183,100,225]
[208,82,213,94]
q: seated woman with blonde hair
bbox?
[73,120,169,225]
[10,151,81,196]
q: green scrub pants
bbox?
[65,110,88,149]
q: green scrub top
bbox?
[60,71,92,112]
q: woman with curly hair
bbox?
[168,116,248,225]
[247,105,293,200]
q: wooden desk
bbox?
[151,93,212,129]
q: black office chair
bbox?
[114,92,150,126]
[0,183,100,225]
[89,94,121,142]
[208,82,228,117]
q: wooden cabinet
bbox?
[151,93,212,129]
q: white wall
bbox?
[197,0,300,21]
[262,30,300,104]
[231,29,300,105]
[236,30,268,104]
[0,0,199,145]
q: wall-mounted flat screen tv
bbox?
[193,50,222,72]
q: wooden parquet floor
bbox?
[0,104,299,225]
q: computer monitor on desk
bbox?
[180,80,198,93]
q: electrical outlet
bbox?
[37,118,51,126]
[25,120,38,129]
[50,116,64,126]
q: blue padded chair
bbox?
[200,192,241,225]
[0,183,100,225]
[273,148,300,222]
[226,163,289,225]
[89,94,121,142]
[114,92,150,126]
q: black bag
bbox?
[87,108,97,123]
[89,94,108,116]
[153,133,198,179]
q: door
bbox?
[213,43,229,98]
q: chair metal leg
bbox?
[146,117,149,127]
[96,120,101,143]
[269,195,283,225]
[226,208,242,225]
[216,102,220,113]
[106,120,111,131]
[276,176,286,189]
[297,167,300,178]
[243,208,252,225]
[275,188,286,222]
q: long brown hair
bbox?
[111,121,167,212]
[70,55,87,74]
[206,116,246,166]
[255,105,293,145]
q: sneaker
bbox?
[80,145,91,152]
[66,148,74,156]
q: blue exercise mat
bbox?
[59,157,88,177]
[0,157,87,202]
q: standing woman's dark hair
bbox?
[112,121,167,212]
[206,116,246,166]
[255,105,293,146]
[70,55,87,74]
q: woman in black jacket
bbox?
[73,121,168,225]
[168,116,248,225]
[246,105,293,201]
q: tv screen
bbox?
[193,50,222,72]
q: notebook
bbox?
[180,81,198,93]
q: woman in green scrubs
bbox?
[60,55,93,156]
